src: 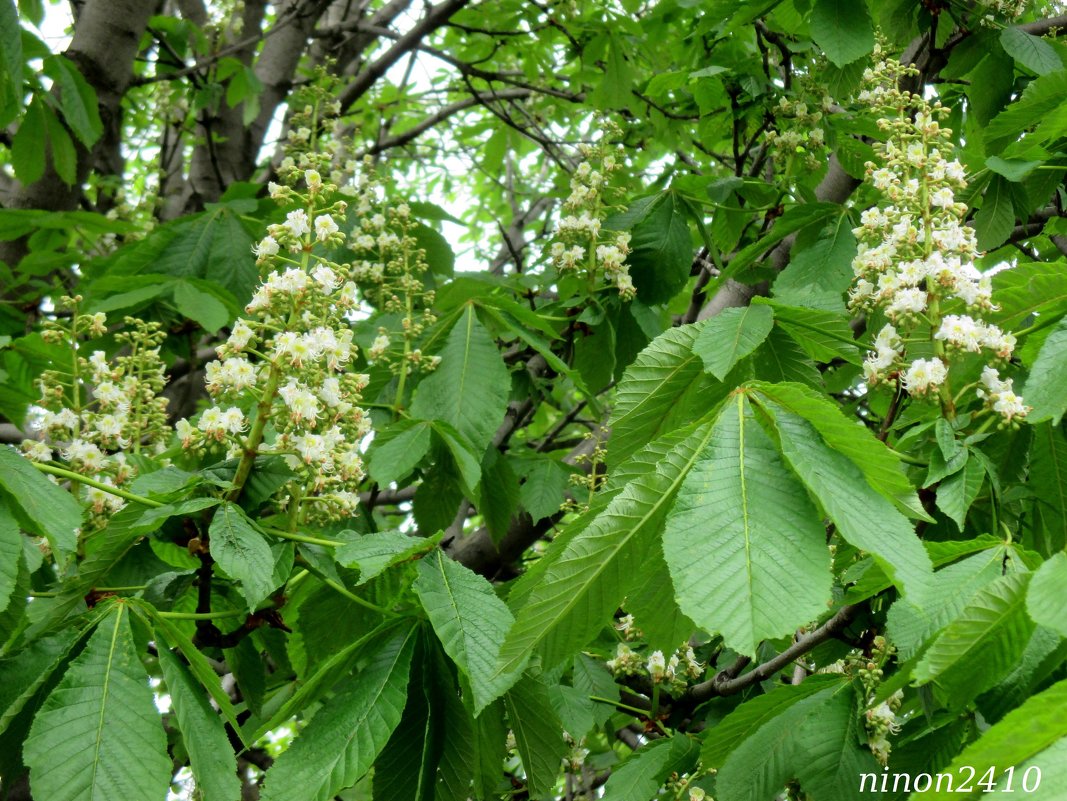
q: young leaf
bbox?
[663,394,831,656]
[158,646,241,801]
[24,603,171,801]
[935,455,985,531]
[368,419,433,486]
[261,624,417,801]
[11,96,46,185]
[1000,27,1063,76]
[1026,552,1067,638]
[208,502,276,611]
[411,305,510,454]
[692,304,775,380]
[0,445,81,564]
[413,550,517,715]
[42,55,103,147]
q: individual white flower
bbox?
[314,214,340,242]
[647,650,667,682]
[228,319,255,351]
[902,358,948,395]
[175,418,196,447]
[312,265,338,292]
[21,439,52,462]
[368,334,391,360]
[268,181,285,199]
[93,381,124,407]
[252,235,280,260]
[285,209,310,238]
[304,169,322,190]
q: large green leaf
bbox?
[0,630,79,737]
[1000,27,1064,76]
[794,687,881,801]
[911,677,1067,800]
[335,529,438,585]
[24,604,171,801]
[751,381,926,519]
[600,735,700,801]
[0,445,81,563]
[0,497,20,614]
[261,624,417,801]
[757,401,934,600]
[692,304,775,380]
[369,420,433,486]
[991,261,1067,331]
[714,680,849,801]
[1023,316,1067,422]
[974,174,1016,251]
[0,0,22,125]
[208,502,276,611]
[913,572,1035,706]
[1028,422,1067,552]
[607,320,726,466]
[413,550,517,715]
[504,676,568,797]
[42,55,103,147]
[754,299,862,365]
[702,674,844,768]
[985,69,1067,152]
[772,215,856,312]
[621,191,693,304]
[158,646,241,801]
[1027,552,1067,638]
[663,394,831,656]
[411,305,510,454]
[495,420,716,677]
[809,0,874,67]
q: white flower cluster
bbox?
[178,170,372,521]
[26,310,170,519]
[865,690,904,766]
[549,146,637,299]
[606,641,703,692]
[851,59,1028,422]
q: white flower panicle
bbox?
[549,144,636,299]
[26,307,170,522]
[180,168,372,522]
[851,56,1028,423]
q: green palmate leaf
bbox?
[626,547,698,652]
[0,630,79,738]
[692,304,775,380]
[1000,27,1063,76]
[477,449,519,542]
[911,677,1067,800]
[373,636,442,801]
[515,457,571,522]
[170,279,231,332]
[413,550,517,715]
[1027,552,1067,638]
[985,69,1067,152]
[411,305,510,455]
[1023,316,1067,422]
[886,546,1008,661]
[913,572,1035,707]
[208,502,276,611]
[12,96,46,185]
[935,456,985,531]
[702,674,844,768]
[607,319,726,466]
[335,529,438,585]
[43,104,77,185]
[991,260,1067,331]
[753,328,823,387]
[42,55,103,147]
[0,445,81,564]
[0,0,22,125]
[432,664,478,801]
[369,420,433,486]
[974,174,1016,251]
[151,614,245,743]
[977,625,1067,724]
[496,420,716,677]
[504,676,568,797]
[772,216,857,312]
[0,497,20,614]
[261,624,417,801]
[750,381,926,519]
[24,603,171,801]
[714,680,850,801]
[663,394,831,656]
[986,155,1042,182]
[753,299,862,365]
[809,0,874,67]
[794,687,881,801]
[431,421,482,495]
[620,190,693,303]
[600,735,700,801]
[758,401,933,600]
[158,646,241,801]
